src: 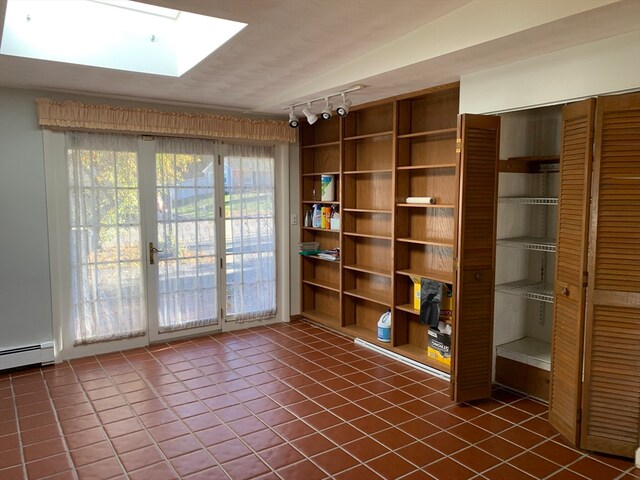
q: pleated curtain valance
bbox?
[35,98,296,143]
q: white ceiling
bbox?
[0,0,638,117]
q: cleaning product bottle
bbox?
[312,204,321,228]
[377,309,391,343]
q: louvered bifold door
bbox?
[580,91,640,458]
[451,114,500,403]
[548,99,595,445]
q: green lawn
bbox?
[176,192,273,218]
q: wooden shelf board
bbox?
[301,226,340,233]
[506,155,560,163]
[499,155,560,173]
[397,127,457,139]
[343,208,392,214]
[396,237,454,247]
[344,263,392,278]
[301,310,341,329]
[343,131,394,141]
[396,163,456,170]
[394,343,450,374]
[396,268,454,284]
[343,169,393,175]
[396,303,420,316]
[301,141,340,149]
[397,203,455,209]
[302,278,340,293]
[343,288,391,306]
[344,232,392,241]
[301,171,340,177]
[302,201,340,205]
[342,324,384,346]
[300,255,340,263]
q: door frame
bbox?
[44,131,290,361]
[139,138,226,343]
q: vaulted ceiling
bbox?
[0,0,638,116]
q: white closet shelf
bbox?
[495,280,554,303]
[498,196,558,205]
[497,236,556,252]
[496,337,551,371]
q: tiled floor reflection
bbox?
[0,320,637,479]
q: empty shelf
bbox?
[495,280,554,303]
[498,196,557,205]
[496,337,551,371]
[497,236,556,252]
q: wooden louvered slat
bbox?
[548,99,595,445]
[451,114,499,402]
[581,92,640,458]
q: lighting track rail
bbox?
[284,85,365,128]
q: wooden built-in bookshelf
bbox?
[299,83,499,380]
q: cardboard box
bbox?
[427,329,451,365]
[410,275,421,310]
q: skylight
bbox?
[0,0,247,77]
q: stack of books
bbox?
[317,248,340,261]
[298,242,320,255]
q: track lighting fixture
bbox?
[302,103,318,125]
[288,107,299,128]
[336,93,351,117]
[320,98,333,120]
[283,85,364,127]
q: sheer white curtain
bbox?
[224,144,276,322]
[66,132,145,345]
[154,137,219,333]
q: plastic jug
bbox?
[377,309,391,343]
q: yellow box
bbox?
[427,329,451,365]
[409,275,421,310]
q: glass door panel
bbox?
[66,132,146,345]
[148,139,221,339]
[224,145,276,322]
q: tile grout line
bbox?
[10,373,30,480]
[69,356,135,479]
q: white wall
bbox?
[460,30,640,114]
[0,89,54,349]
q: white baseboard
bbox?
[0,341,54,371]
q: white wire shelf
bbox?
[495,280,554,303]
[496,236,556,252]
[498,196,558,205]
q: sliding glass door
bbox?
[59,132,277,352]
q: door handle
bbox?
[149,242,163,265]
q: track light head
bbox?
[336,94,351,117]
[288,108,299,128]
[302,103,318,125]
[320,98,333,120]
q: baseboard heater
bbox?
[354,338,450,382]
[0,341,55,371]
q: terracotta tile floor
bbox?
[0,320,637,479]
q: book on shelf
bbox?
[316,248,340,261]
